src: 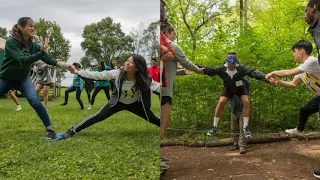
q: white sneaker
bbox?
[15,105,22,111]
[285,128,302,135]
[87,106,92,110]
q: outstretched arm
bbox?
[150,80,161,93]
[272,76,301,88]
[173,44,203,74]
[74,68,120,81]
[266,68,303,79]
[242,65,269,82]
[202,65,222,76]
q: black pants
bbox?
[73,101,160,132]
[298,96,319,131]
[90,86,110,105]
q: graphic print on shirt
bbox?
[122,85,137,99]
[301,73,320,94]
[21,48,30,56]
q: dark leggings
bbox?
[73,101,160,132]
[298,96,319,131]
[64,86,84,109]
[90,86,110,105]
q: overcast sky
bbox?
[0,0,159,86]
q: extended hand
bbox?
[41,37,48,52]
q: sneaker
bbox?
[207,126,217,136]
[231,145,239,151]
[160,160,169,174]
[63,128,75,139]
[243,127,251,138]
[46,129,56,140]
[60,102,67,106]
[285,128,302,135]
[161,156,170,162]
[313,170,320,178]
[15,105,22,111]
[240,147,246,154]
[87,106,92,110]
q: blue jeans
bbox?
[0,78,52,128]
[64,86,84,109]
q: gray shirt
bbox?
[161,39,201,97]
[36,61,52,85]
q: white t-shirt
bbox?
[295,56,320,95]
[119,80,140,104]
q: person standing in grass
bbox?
[7,89,22,111]
[0,17,71,139]
[87,61,111,110]
[34,60,52,109]
[62,54,160,139]
[60,62,84,110]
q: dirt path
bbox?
[161,139,320,180]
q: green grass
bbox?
[0,88,160,179]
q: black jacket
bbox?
[203,63,268,93]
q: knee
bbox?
[300,107,308,115]
[29,97,42,108]
[43,91,48,97]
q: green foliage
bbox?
[35,18,71,61]
[0,89,160,179]
[81,17,134,65]
[166,0,320,138]
[0,27,7,38]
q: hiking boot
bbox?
[46,129,56,140]
[161,156,170,162]
[243,127,251,138]
[231,145,239,151]
[285,128,302,135]
[60,102,67,106]
[160,159,169,174]
[313,170,320,178]
[240,147,246,154]
[63,128,76,139]
[207,126,217,136]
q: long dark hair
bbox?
[121,54,151,91]
[98,61,105,72]
[10,17,34,46]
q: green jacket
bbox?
[73,69,83,91]
[0,37,58,80]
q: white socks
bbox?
[213,117,220,127]
[243,117,249,128]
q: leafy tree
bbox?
[81,17,134,65]
[0,27,7,38]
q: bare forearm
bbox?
[278,80,296,88]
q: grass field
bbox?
[0,88,160,179]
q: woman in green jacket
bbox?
[0,17,71,139]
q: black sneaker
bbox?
[207,126,217,136]
[46,129,56,140]
[63,128,75,139]
[243,127,251,138]
[60,102,67,106]
[314,170,320,178]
